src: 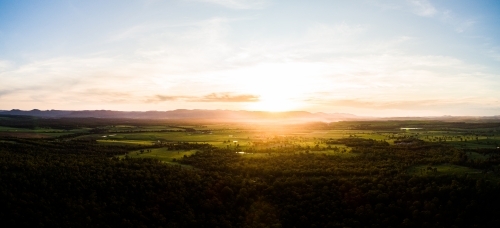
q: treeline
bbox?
[0,115,200,130]
[326,138,390,148]
[328,120,500,131]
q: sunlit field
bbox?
[92,126,500,151]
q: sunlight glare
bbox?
[247,96,300,112]
[233,62,327,112]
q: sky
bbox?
[1,0,500,116]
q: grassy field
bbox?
[0,126,91,138]
[106,125,186,132]
[118,148,197,167]
[2,121,498,150]
[90,127,499,150]
[466,152,490,160]
[97,139,155,146]
[0,126,90,133]
[407,164,500,182]
[408,164,481,176]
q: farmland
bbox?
[1,115,500,227]
[58,123,500,151]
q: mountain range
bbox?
[0,109,358,122]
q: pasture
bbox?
[0,126,90,138]
[119,148,197,167]
[90,125,500,151]
[407,164,500,183]
[408,164,481,176]
[1,119,499,151]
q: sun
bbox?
[220,62,325,112]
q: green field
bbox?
[97,139,155,146]
[2,119,499,157]
[466,152,490,160]
[0,126,91,138]
[119,148,197,167]
[2,121,498,153]
[407,164,500,182]
[408,164,481,176]
[90,127,500,151]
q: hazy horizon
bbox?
[3,108,500,119]
[1,0,500,116]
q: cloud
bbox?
[440,10,476,33]
[146,95,187,103]
[0,10,497,115]
[122,17,235,75]
[0,89,13,98]
[0,16,249,108]
[311,97,500,114]
[320,99,453,109]
[306,23,365,41]
[454,19,476,33]
[145,93,259,103]
[487,46,500,62]
[377,1,474,33]
[192,93,259,102]
[73,89,134,103]
[4,22,493,112]
[154,95,182,101]
[107,25,153,42]
[407,0,437,17]
[193,0,269,9]
[0,60,12,71]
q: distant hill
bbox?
[0,109,359,122]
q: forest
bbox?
[1,114,500,227]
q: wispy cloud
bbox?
[193,93,259,102]
[0,89,13,98]
[0,60,11,71]
[145,95,187,103]
[75,89,133,102]
[440,10,476,33]
[454,19,476,33]
[376,0,475,33]
[316,98,486,110]
[146,93,259,103]
[407,0,437,17]
[303,97,500,116]
[487,46,500,62]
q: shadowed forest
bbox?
[1,114,500,227]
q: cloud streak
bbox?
[146,93,259,103]
[193,93,259,102]
[316,98,495,110]
[407,0,437,17]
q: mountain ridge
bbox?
[0,109,358,121]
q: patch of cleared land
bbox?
[408,164,500,183]
[119,148,197,168]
